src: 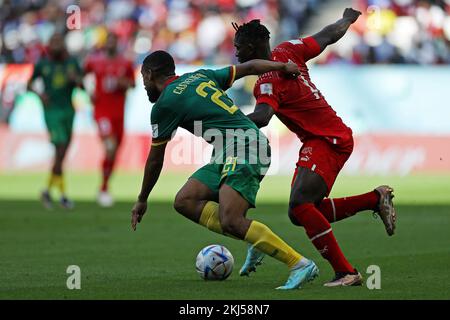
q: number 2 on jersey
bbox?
[196,80,238,114]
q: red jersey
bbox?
[84,53,135,120]
[254,37,353,151]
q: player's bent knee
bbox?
[289,191,322,210]
[288,208,303,226]
[289,197,308,211]
[173,192,188,214]
[173,190,202,221]
[173,199,183,214]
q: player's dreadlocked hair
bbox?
[142,50,175,77]
[232,19,270,43]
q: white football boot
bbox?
[97,191,114,207]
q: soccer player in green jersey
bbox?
[130,50,319,290]
[27,33,83,209]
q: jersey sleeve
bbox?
[289,36,322,62]
[204,66,236,90]
[253,75,281,111]
[150,104,180,143]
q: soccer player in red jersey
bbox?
[233,8,397,287]
[84,33,135,207]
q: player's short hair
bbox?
[142,50,175,77]
[232,19,270,43]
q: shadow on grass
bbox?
[1,199,449,300]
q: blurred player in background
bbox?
[131,51,321,290]
[233,8,397,287]
[26,33,82,210]
[84,33,135,207]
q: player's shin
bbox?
[54,174,66,195]
[244,220,305,269]
[317,191,379,223]
[101,157,114,191]
[198,201,240,239]
[47,173,56,191]
[291,203,355,273]
[48,173,65,195]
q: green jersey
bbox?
[152,66,271,207]
[151,66,265,161]
[31,56,81,111]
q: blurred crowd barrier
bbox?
[1,63,450,175]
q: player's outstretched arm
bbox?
[131,141,168,230]
[234,60,300,80]
[311,8,361,51]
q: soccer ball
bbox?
[195,244,234,280]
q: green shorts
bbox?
[44,109,75,145]
[191,142,271,208]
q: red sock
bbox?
[101,158,114,192]
[291,203,355,273]
[317,191,379,223]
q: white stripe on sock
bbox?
[310,228,332,241]
[330,198,336,222]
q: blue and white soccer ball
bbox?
[196,244,234,280]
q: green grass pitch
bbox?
[0,172,449,299]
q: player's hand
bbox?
[343,8,362,23]
[131,200,147,231]
[282,61,300,78]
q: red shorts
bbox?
[95,116,124,144]
[292,138,353,195]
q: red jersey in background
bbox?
[84,53,135,121]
